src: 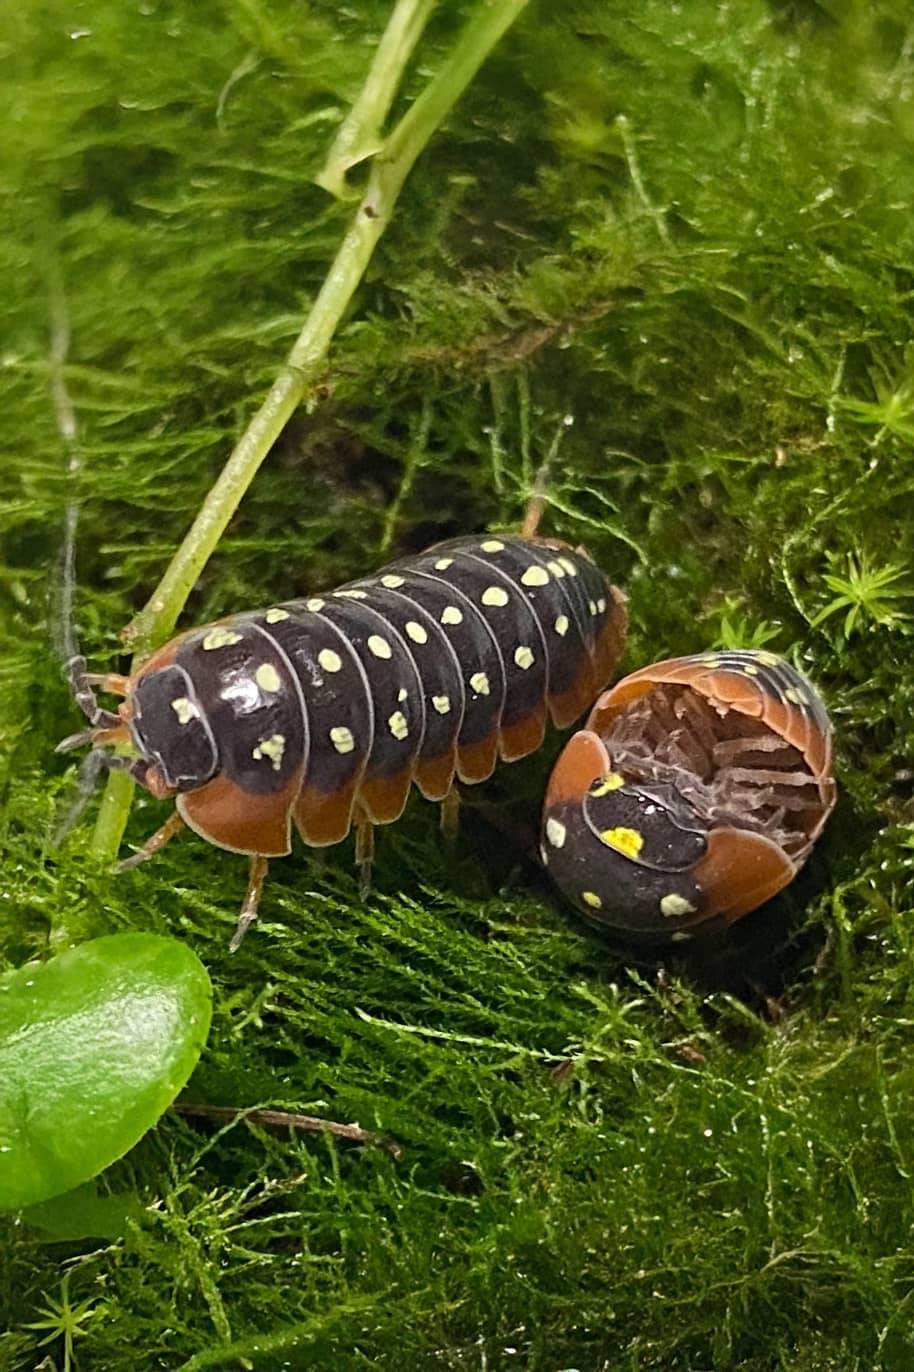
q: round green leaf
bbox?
[0,932,212,1211]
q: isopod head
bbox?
[541,650,837,941]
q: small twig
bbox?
[316,0,438,199]
[173,1102,403,1157]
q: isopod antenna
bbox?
[47,278,136,846]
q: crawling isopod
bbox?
[540,649,836,941]
[63,534,627,946]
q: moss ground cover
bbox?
[3,1,914,1366]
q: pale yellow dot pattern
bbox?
[480,539,505,552]
[482,586,509,608]
[554,614,569,637]
[590,772,625,796]
[469,672,490,696]
[521,565,549,587]
[318,648,343,674]
[558,557,578,576]
[785,686,808,705]
[336,589,367,600]
[588,600,598,615]
[757,651,780,667]
[597,597,606,613]
[367,634,392,659]
[265,607,290,623]
[405,621,428,645]
[441,605,463,626]
[171,697,199,725]
[388,710,409,741]
[381,574,405,589]
[547,559,566,578]
[599,826,644,859]
[330,726,355,755]
[435,557,454,571]
[254,663,282,693]
[545,817,567,849]
[581,890,602,909]
[514,645,535,670]
[306,598,325,612]
[252,733,286,771]
[660,893,697,918]
[202,627,242,651]
[743,664,759,676]
[432,695,451,714]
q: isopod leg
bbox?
[117,809,186,872]
[230,854,270,952]
[355,815,375,898]
[439,785,461,844]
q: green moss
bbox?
[3,0,914,1366]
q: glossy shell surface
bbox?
[541,650,836,941]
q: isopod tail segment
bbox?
[541,649,837,943]
[62,533,627,948]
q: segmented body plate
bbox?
[542,649,836,940]
[132,535,626,856]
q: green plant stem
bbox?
[316,0,438,199]
[90,0,529,861]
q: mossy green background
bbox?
[3,0,914,1367]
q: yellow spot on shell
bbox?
[252,733,285,771]
[597,597,606,613]
[432,695,451,714]
[435,557,454,570]
[171,697,199,725]
[469,672,490,696]
[265,607,290,623]
[381,574,405,588]
[441,605,463,626]
[554,614,569,636]
[660,893,697,918]
[599,826,644,859]
[306,598,325,612]
[785,686,808,705]
[202,627,242,651]
[545,817,566,849]
[330,726,355,754]
[482,586,509,607]
[521,565,549,587]
[480,539,505,552]
[558,557,578,577]
[337,588,367,600]
[255,663,282,693]
[514,645,535,670]
[756,651,780,667]
[405,621,428,645]
[581,890,602,909]
[590,772,625,796]
[388,710,409,740]
[368,634,392,659]
[743,663,759,676]
[547,559,566,578]
[318,648,342,674]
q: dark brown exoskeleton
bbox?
[540,650,836,942]
[63,534,627,947]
